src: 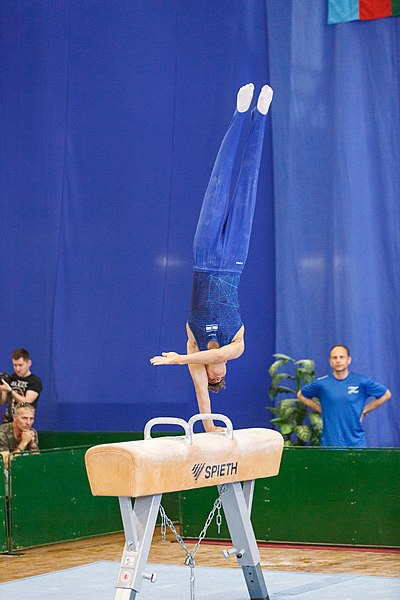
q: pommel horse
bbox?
[85,414,284,600]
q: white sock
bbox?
[237,83,255,113]
[257,84,273,115]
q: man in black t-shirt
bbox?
[0,348,42,423]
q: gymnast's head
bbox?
[206,363,227,393]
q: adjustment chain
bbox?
[159,485,226,600]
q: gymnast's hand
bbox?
[150,352,181,366]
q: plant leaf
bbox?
[294,359,315,370]
[270,417,284,425]
[279,399,298,410]
[295,425,312,442]
[274,385,296,395]
[282,409,297,422]
[265,406,281,415]
[271,373,295,385]
[309,412,323,433]
[268,359,288,377]
[280,424,294,435]
[273,353,295,362]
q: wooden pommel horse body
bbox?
[85,414,284,600]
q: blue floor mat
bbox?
[1,561,399,600]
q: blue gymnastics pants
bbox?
[193,107,267,274]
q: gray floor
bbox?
[1,561,399,600]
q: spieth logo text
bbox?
[192,461,238,483]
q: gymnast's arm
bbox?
[187,362,214,427]
[150,332,244,366]
[186,341,224,432]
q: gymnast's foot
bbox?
[237,83,254,112]
[257,84,273,115]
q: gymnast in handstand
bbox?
[150,83,273,431]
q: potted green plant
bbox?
[267,353,322,446]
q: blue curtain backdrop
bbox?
[266,1,400,446]
[0,1,398,446]
[0,1,275,432]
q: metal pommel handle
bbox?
[188,413,234,439]
[143,417,192,444]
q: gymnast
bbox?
[151,83,273,431]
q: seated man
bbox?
[0,402,39,461]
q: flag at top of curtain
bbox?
[328,0,400,23]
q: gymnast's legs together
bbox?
[193,83,273,274]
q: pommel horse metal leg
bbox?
[115,494,161,599]
[219,481,269,600]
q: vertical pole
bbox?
[219,482,270,600]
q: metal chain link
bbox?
[159,485,226,600]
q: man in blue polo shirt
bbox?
[297,345,391,447]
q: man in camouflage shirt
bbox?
[0,402,39,461]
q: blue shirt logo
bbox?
[348,385,359,395]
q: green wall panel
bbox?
[8,448,122,550]
[38,431,143,450]
[6,445,180,551]
[180,448,400,547]
[38,430,181,450]
[0,456,8,552]
[252,448,400,546]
